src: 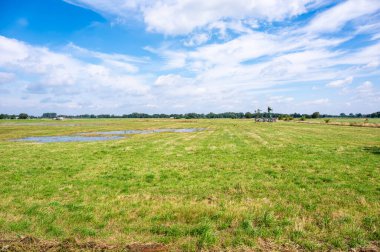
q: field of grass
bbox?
[306,118,380,124]
[0,119,379,251]
[336,118,379,123]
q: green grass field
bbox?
[308,118,380,124]
[0,119,379,251]
[295,118,380,130]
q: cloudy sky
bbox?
[0,0,379,115]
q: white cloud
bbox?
[365,60,379,68]
[0,36,150,104]
[305,0,380,34]
[357,81,374,93]
[145,103,158,108]
[326,76,353,88]
[184,33,210,47]
[65,0,320,35]
[142,0,314,35]
[61,0,380,114]
[2,1,380,114]
[302,98,329,105]
[0,36,29,63]
[352,81,380,105]
[66,43,147,73]
[154,74,193,87]
[64,0,141,18]
[268,96,294,104]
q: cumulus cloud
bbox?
[0,36,149,94]
[0,35,154,114]
[65,0,322,35]
[63,0,380,93]
[143,0,312,35]
[2,1,380,114]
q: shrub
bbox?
[324,119,330,123]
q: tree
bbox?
[311,112,320,118]
[18,113,29,119]
[244,112,253,118]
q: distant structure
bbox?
[42,112,57,119]
[55,117,64,120]
[254,106,277,122]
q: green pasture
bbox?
[0,119,379,251]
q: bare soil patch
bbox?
[0,236,167,252]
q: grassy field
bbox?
[0,119,379,251]
[295,118,380,130]
[306,118,380,124]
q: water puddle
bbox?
[13,128,205,143]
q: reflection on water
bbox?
[13,128,205,143]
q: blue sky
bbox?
[0,0,379,115]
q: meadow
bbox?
[304,118,380,126]
[0,119,379,251]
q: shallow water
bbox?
[84,128,205,135]
[14,135,124,143]
[13,128,205,143]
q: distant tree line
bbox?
[1,111,379,119]
[0,113,38,119]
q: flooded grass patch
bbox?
[11,128,205,143]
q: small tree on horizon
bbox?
[311,112,320,118]
[18,113,29,119]
[245,112,253,118]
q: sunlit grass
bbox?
[0,119,379,251]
